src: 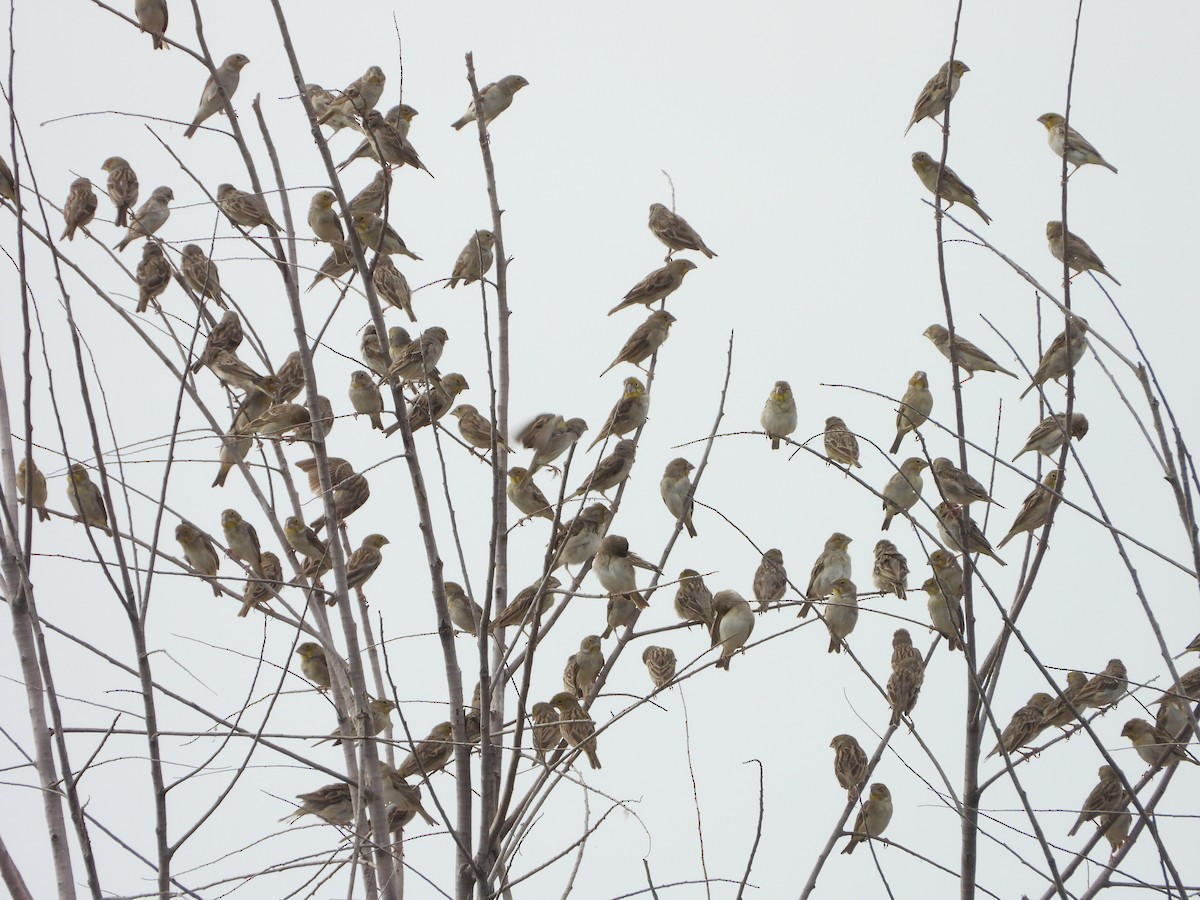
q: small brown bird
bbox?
[562,635,605,699]
[135,240,171,314]
[451,404,513,453]
[881,457,927,530]
[1073,659,1128,710]
[710,590,754,670]
[451,74,529,130]
[507,467,555,520]
[341,534,388,597]
[530,702,562,763]
[888,629,925,727]
[569,439,636,501]
[101,156,138,227]
[179,244,226,309]
[601,310,676,376]
[1068,765,1128,837]
[1014,412,1089,460]
[930,457,1000,506]
[592,534,661,610]
[935,502,1006,566]
[997,470,1062,549]
[928,549,964,602]
[548,504,610,571]
[445,582,483,635]
[904,59,970,134]
[549,691,601,769]
[1037,113,1118,177]
[295,642,332,692]
[588,377,649,451]
[609,259,697,316]
[923,324,1016,380]
[237,551,281,617]
[830,734,869,799]
[824,578,859,654]
[841,783,893,855]
[647,202,717,258]
[1121,717,1198,769]
[890,370,933,454]
[397,721,455,781]
[134,0,168,50]
[216,183,279,231]
[16,458,49,522]
[801,532,852,618]
[487,576,560,634]
[823,416,861,468]
[761,380,798,450]
[911,151,991,224]
[871,540,908,601]
[445,229,495,288]
[753,548,787,612]
[922,577,965,651]
[403,374,470,435]
[372,254,416,322]
[302,460,370,533]
[348,371,384,430]
[1020,316,1090,400]
[520,414,589,474]
[66,463,111,536]
[1038,671,1088,730]
[1047,221,1120,285]
[659,457,697,538]
[190,310,243,375]
[174,522,220,596]
[987,692,1053,758]
[642,645,677,689]
[379,326,449,384]
[60,177,98,241]
[674,569,714,626]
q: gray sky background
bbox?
[2,1,1199,897]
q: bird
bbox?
[609,259,697,316]
[66,463,110,536]
[569,439,635,501]
[397,721,455,781]
[185,53,250,138]
[603,592,638,640]
[588,377,649,451]
[60,177,97,240]
[404,374,469,434]
[830,734,869,799]
[888,630,925,727]
[487,576,560,634]
[372,254,416,322]
[343,534,389,597]
[114,186,172,251]
[710,591,754,670]
[647,202,716,259]
[320,66,386,125]
[212,430,251,489]
[281,783,356,826]
[911,151,991,224]
[987,693,1053,758]
[208,351,273,396]
[347,168,393,216]
[179,244,226,309]
[930,457,1000,506]
[928,549,964,602]
[445,582,483,636]
[1037,113,1118,176]
[601,310,676,376]
[190,310,242,374]
[548,504,610,571]
[824,578,859,653]
[921,577,965,651]
[220,508,261,573]
[15,458,49,521]
[1020,315,1090,399]
[872,540,908,601]
[507,467,555,520]
[923,324,1016,380]
[1046,222,1120,285]
[519,414,588,474]
[101,156,138,227]
[529,702,562,763]
[379,326,449,384]
[134,0,168,49]
[216,183,279,231]
[323,698,396,746]
[1121,718,1198,769]
[752,548,787,612]
[135,241,171,313]
[340,109,431,175]
[997,470,1062,549]
[562,635,605,699]
[935,502,1006,566]
[1073,659,1128,710]
[1013,412,1089,460]
[445,230,495,288]
[174,522,220,595]
[904,59,969,134]
[881,457,927,530]
[237,551,281,617]
[841,783,893,854]
[823,416,861,468]
[380,765,439,829]
[549,692,601,769]
[305,83,356,132]
[659,457,697,538]
[642,646,677,689]
[301,460,370,533]
[890,370,932,453]
[284,515,328,569]
[353,211,422,260]
[451,74,529,130]
[800,532,852,618]
[761,380,798,450]
[1038,671,1088,730]
[451,404,512,454]
[0,156,16,207]
[1068,765,1128,837]
[294,642,332,692]
[307,190,343,244]
[348,371,384,430]
[674,569,714,626]
[592,535,660,610]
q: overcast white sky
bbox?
[2,1,1199,897]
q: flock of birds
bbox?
[8,11,1198,867]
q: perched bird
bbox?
[888,629,925,727]
[358,324,392,378]
[444,582,483,635]
[601,310,676,376]
[372,254,416,322]
[1155,695,1190,741]
[609,259,697,316]
[642,646,677,689]
[324,698,395,746]
[872,540,908,601]
[1020,315,1090,399]
[344,534,389,596]
[1068,765,1127,837]
[823,416,861,468]
[1098,810,1132,855]
[305,83,354,132]
[562,635,605,698]
[323,66,387,123]
[174,522,220,595]
[824,578,859,654]
[16,458,49,522]
[190,310,242,374]
[922,577,965,651]
[928,549,964,602]
[380,766,438,829]
[1163,666,1200,703]
[348,371,384,430]
[1073,659,1128,710]
[60,177,97,241]
[114,186,172,251]
[997,470,1062,549]
[281,782,355,826]
[135,241,171,314]
[923,324,1016,380]
[674,569,714,626]
[549,504,611,571]
[1014,412,1089,460]
[451,74,530,130]
[904,59,969,134]
[302,460,370,533]
[520,414,589,474]
[603,592,638,639]
[890,370,932,454]
[353,211,422,260]
[216,183,279,231]
[380,326,448,384]
[347,168,393,216]
[270,352,305,404]
[0,156,15,207]
[1038,671,1088,730]
[881,457,927,530]
[487,576,560,634]
[307,242,354,292]
[284,515,328,568]
[530,702,562,763]
[659,457,697,538]
[397,721,455,781]
[761,380,798,450]
[647,202,717,258]
[101,156,138,227]
[1037,113,1118,176]
[935,502,1006,566]
[1121,718,1198,769]
[208,351,273,396]
[295,642,332,692]
[549,691,601,769]
[801,532,852,618]
[507,467,554,520]
[1046,222,1120,285]
[592,535,660,610]
[404,374,469,434]
[930,457,1000,506]
[830,734,869,799]
[212,430,251,488]
[987,693,1053,758]
[753,548,787,612]
[66,463,110,536]
[445,229,495,288]
[341,109,431,175]
[185,53,250,138]
[179,244,226,308]
[254,399,312,440]
[911,151,991,223]
[221,508,262,573]
[237,551,281,617]
[451,404,513,453]
[569,439,635,500]
[588,377,649,450]
[710,590,754,670]
[134,0,168,49]
[307,190,343,245]
[841,783,893,855]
